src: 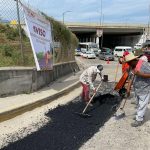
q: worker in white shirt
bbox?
[79,65,103,105]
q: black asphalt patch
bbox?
[2,82,122,150]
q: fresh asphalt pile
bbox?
[2,82,122,150]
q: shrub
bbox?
[0,24,7,33]
[0,45,14,57]
[5,25,19,40]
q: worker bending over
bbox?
[79,65,103,105]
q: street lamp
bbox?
[100,0,105,48]
[62,11,71,24]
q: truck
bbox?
[78,42,100,56]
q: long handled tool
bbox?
[114,74,135,120]
[114,61,120,82]
[114,96,128,120]
[75,81,102,118]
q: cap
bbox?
[97,65,103,72]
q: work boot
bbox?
[131,120,143,127]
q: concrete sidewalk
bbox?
[0,71,82,122]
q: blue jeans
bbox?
[136,93,150,121]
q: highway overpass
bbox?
[66,22,147,48]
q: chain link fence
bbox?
[0,0,34,67]
[0,0,78,67]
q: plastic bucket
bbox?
[103,75,108,82]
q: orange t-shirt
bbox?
[122,62,129,74]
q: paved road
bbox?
[1,57,148,150]
[1,82,121,150]
[75,56,118,67]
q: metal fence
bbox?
[0,0,76,67]
[0,0,35,66]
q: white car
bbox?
[80,51,86,57]
[83,51,96,59]
[134,44,142,50]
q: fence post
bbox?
[15,0,24,64]
[51,23,55,65]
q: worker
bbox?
[119,50,130,74]
[130,54,148,105]
[139,55,148,62]
[125,53,150,127]
[79,65,103,105]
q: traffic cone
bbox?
[107,59,110,64]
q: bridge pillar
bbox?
[96,37,99,48]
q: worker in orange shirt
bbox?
[119,50,130,74]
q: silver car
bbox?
[82,51,96,59]
[99,52,114,61]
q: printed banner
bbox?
[22,5,53,71]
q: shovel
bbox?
[114,96,128,120]
[75,81,102,118]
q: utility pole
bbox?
[100,0,102,26]
[100,14,104,49]
[15,0,24,64]
[100,0,103,49]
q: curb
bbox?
[0,81,80,122]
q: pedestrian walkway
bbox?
[0,71,82,122]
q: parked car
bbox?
[134,44,142,50]
[75,49,81,56]
[101,47,112,53]
[78,42,100,56]
[99,52,114,61]
[80,51,87,57]
[82,51,96,59]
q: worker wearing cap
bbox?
[79,65,103,105]
[125,53,150,127]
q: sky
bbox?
[1,0,150,24]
